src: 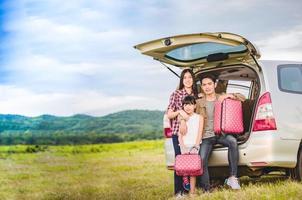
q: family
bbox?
[167,68,245,198]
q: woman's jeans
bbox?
[172,134,184,194]
[199,134,239,191]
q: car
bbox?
[134,32,302,181]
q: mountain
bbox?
[0,110,164,145]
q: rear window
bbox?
[226,80,251,99]
[165,42,246,62]
[278,64,302,94]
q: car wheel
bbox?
[290,147,302,181]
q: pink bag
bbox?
[214,98,244,135]
[174,153,203,176]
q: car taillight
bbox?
[164,128,172,138]
[163,114,173,138]
[252,92,277,131]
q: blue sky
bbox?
[0,0,302,116]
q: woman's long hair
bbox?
[178,68,198,97]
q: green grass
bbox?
[0,140,301,199]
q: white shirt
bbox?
[183,113,200,147]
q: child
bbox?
[178,95,204,196]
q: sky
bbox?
[0,0,301,116]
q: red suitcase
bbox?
[214,98,244,135]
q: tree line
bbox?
[0,110,164,145]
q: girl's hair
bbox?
[182,95,196,106]
[178,68,198,97]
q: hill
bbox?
[0,110,164,145]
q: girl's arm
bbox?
[179,118,187,135]
[194,115,204,147]
[178,133,185,153]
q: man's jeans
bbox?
[199,134,239,191]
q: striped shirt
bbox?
[167,88,190,135]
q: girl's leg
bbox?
[190,176,196,195]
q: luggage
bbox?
[214,98,244,135]
[174,153,203,176]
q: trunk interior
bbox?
[194,64,260,147]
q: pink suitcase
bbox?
[175,153,203,176]
[214,98,244,135]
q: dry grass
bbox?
[0,140,301,200]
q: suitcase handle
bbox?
[188,146,200,154]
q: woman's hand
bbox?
[178,110,189,121]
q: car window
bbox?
[278,64,302,94]
[165,42,246,62]
[226,80,251,99]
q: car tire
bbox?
[290,147,302,181]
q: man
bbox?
[180,74,245,191]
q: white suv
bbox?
[135,32,302,181]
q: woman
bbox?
[166,68,198,197]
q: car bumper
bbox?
[208,131,300,169]
[164,138,175,169]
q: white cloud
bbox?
[7,16,133,56]
[1,0,302,116]
[0,85,166,116]
[257,26,302,61]
[11,54,102,76]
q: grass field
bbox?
[0,140,301,200]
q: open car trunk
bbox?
[135,32,263,146]
[134,32,261,69]
[194,64,260,147]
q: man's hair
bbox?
[182,95,196,106]
[200,74,217,84]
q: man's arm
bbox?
[218,93,246,102]
[232,93,246,102]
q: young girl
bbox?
[178,95,204,196]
